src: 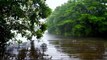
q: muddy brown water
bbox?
[2,31,107,60]
[42,32,107,60]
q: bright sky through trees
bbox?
[46,0,68,10]
[40,0,68,22]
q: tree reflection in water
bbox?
[17,40,52,60]
[3,40,52,60]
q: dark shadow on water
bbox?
[1,40,52,60]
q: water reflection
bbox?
[1,32,107,60]
[50,38,107,60]
[18,41,51,60]
[2,40,51,60]
[17,48,27,60]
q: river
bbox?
[41,31,107,60]
[3,31,107,60]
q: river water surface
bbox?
[36,31,107,60]
[4,31,107,60]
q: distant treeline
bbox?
[46,0,107,37]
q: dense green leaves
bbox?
[0,0,51,57]
[0,0,51,55]
[47,0,107,37]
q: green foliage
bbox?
[47,0,107,37]
[0,0,51,54]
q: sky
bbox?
[46,0,68,10]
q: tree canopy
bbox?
[47,0,107,37]
[0,0,51,56]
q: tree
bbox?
[0,0,51,58]
[47,0,107,37]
